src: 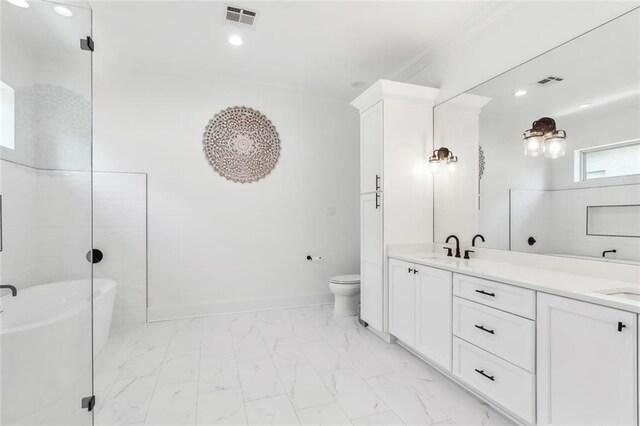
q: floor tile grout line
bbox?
[193,319,204,425]
[140,324,178,424]
[257,311,305,425]
[228,314,252,425]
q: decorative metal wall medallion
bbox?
[478,145,486,180]
[202,107,281,183]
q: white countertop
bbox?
[389,252,640,314]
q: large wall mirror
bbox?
[433,8,639,265]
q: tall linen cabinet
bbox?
[352,80,439,337]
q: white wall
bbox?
[404,2,639,103]
[0,161,91,292]
[93,172,147,329]
[93,67,360,320]
[550,99,640,190]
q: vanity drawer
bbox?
[453,297,535,372]
[453,274,535,319]
[453,337,535,424]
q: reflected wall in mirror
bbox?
[433,8,640,264]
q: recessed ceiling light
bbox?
[228,35,243,46]
[514,90,527,97]
[54,5,73,17]
[7,0,29,8]
[578,103,591,109]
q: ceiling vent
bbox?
[536,76,564,86]
[225,5,257,26]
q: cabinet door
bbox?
[537,293,637,425]
[415,266,453,371]
[389,259,416,345]
[360,101,383,194]
[360,193,383,331]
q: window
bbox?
[576,139,640,181]
[0,81,15,150]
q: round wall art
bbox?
[202,106,281,183]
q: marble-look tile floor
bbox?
[95,304,514,426]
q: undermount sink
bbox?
[596,288,640,302]
[415,254,457,262]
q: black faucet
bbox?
[0,285,17,297]
[445,235,461,258]
[472,234,485,247]
[602,249,617,258]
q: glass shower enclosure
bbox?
[1,0,94,424]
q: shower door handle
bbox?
[86,249,104,264]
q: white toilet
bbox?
[329,274,361,316]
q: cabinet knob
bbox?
[618,321,627,332]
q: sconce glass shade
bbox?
[523,133,544,157]
[523,117,567,158]
[429,147,458,174]
[544,130,567,159]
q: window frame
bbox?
[574,138,640,182]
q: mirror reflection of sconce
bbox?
[523,117,567,159]
[429,147,458,174]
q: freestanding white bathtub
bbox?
[1,278,117,424]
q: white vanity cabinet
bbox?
[389,258,452,371]
[389,259,416,345]
[353,80,439,336]
[537,293,638,425]
[360,192,384,332]
[452,273,536,424]
[415,265,453,371]
[360,101,383,194]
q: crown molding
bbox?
[392,2,517,83]
[351,79,440,112]
[439,93,492,113]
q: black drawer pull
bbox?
[475,289,495,297]
[475,325,495,334]
[475,369,495,381]
[618,321,626,332]
[408,268,414,273]
[413,269,418,274]
[375,174,381,191]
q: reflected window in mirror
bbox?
[576,139,640,181]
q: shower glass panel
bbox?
[0,0,94,425]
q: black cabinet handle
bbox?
[375,193,380,209]
[475,369,495,381]
[408,268,414,273]
[413,269,418,274]
[475,325,495,335]
[475,289,495,297]
[375,174,381,191]
[618,321,627,332]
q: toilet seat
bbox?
[329,274,360,285]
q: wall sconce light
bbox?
[523,117,567,158]
[429,147,458,174]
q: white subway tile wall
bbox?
[93,172,147,330]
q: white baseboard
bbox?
[148,292,334,322]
